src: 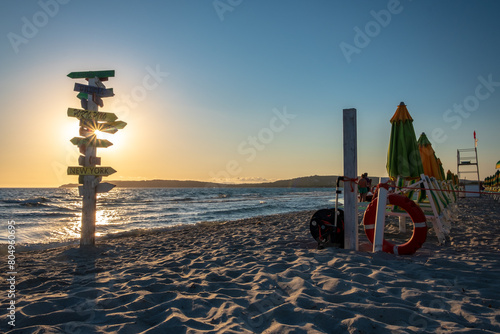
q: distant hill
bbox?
[60,175,344,188]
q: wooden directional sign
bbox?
[96,182,116,193]
[74,83,114,97]
[70,137,88,146]
[70,136,113,148]
[107,121,127,130]
[68,108,118,122]
[67,70,115,79]
[97,121,127,134]
[93,94,104,107]
[90,156,101,165]
[92,176,103,188]
[79,120,126,134]
[67,166,117,176]
[78,182,115,196]
[94,77,106,89]
[77,92,88,100]
[78,156,101,166]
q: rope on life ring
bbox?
[363,193,427,255]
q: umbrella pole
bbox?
[397,177,407,233]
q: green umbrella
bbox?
[387,102,424,179]
[496,161,500,169]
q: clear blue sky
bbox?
[1,0,499,187]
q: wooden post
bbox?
[343,108,358,250]
[373,186,388,252]
[80,78,98,246]
[67,70,122,247]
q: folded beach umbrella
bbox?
[496,160,500,169]
[496,170,500,187]
[489,174,494,187]
[437,158,446,180]
[386,102,424,179]
[417,132,442,179]
[447,170,458,185]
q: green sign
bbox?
[67,108,118,122]
[67,70,115,79]
[79,120,127,134]
[107,121,127,130]
[70,136,113,148]
[97,121,127,134]
[77,92,88,100]
[67,166,117,176]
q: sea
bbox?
[0,187,342,251]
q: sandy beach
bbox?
[3,196,500,333]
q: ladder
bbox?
[457,148,480,197]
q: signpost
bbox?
[66,70,126,247]
[70,136,113,148]
[67,166,117,176]
[79,120,127,134]
[74,83,114,97]
[67,70,115,79]
[93,95,104,108]
[67,108,118,122]
[78,182,115,196]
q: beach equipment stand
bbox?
[309,177,345,249]
[389,174,454,245]
[457,147,481,197]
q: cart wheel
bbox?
[310,209,345,249]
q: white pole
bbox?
[80,78,98,247]
[373,187,388,252]
[398,216,407,233]
[343,108,358,250]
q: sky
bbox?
[0,0,499,187]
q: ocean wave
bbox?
[170,197,194,202]
[2,197,51,207]
[12,212,76,219]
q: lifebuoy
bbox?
[363,193,427,255]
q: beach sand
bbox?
[3,197,500,333]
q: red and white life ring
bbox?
[363,193,427,255]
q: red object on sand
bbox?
[363,193,427,255]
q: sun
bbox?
[77,118,127,151]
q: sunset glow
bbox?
[1,1,500,188]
